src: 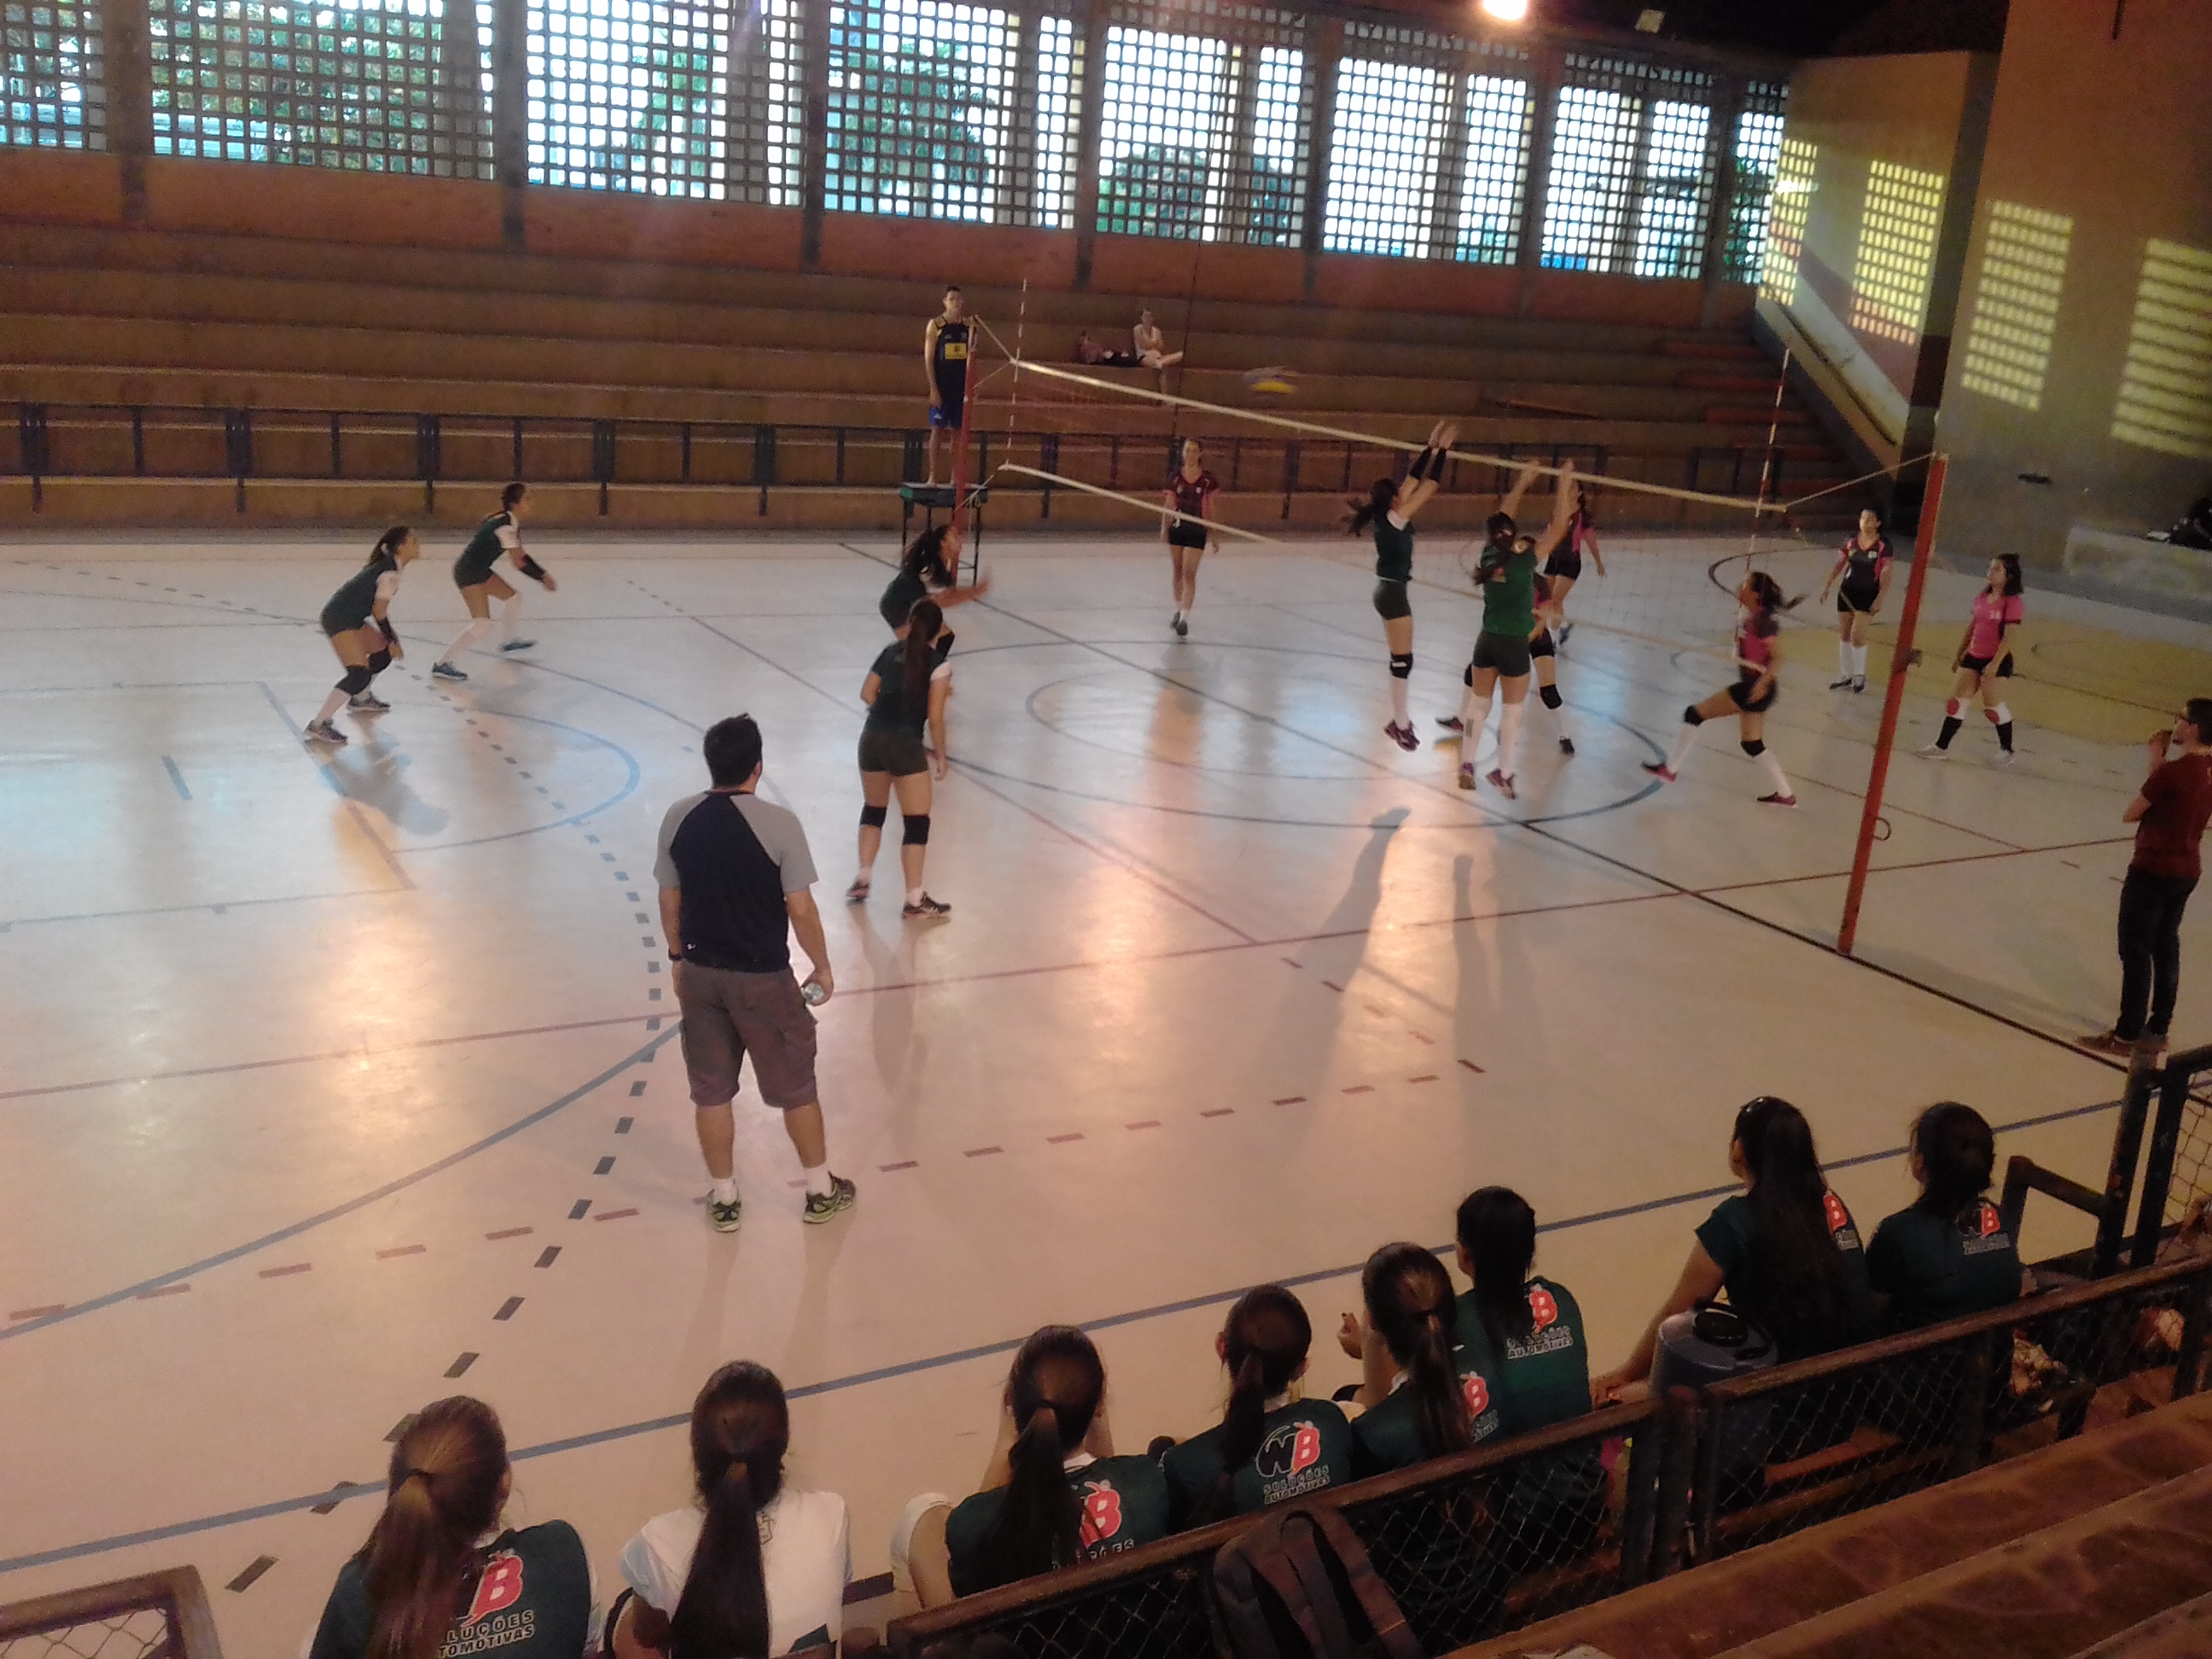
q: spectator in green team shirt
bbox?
[1160,1285,1355,1528]
[1342,1243,1493,1474]
[1867,1103,2026,1332]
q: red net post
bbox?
[1837,455,1947,957]
[949,329,982,584]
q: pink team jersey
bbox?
[1737,609,1778,674]
[1967,591,2023,659]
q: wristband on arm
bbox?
[516,553,549,583]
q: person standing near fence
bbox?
[657,715,854,1232]
[2081,700,2212,1065]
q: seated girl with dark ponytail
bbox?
[307,1395,594,1659]
[610,1362,850,1659]
[897,1325,1171,1605]
[1158,1284,1354,1528]
[1868,1103,2026,1332]
[1340,1242,1499,1474]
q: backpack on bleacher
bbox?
[1211,1505,1424,1659]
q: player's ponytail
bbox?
[1745,570,1801,614]
[1362,1243,1470,1461]
[1735,1097,1855,1348]
[1345,476,1396,536]
[1456,1187,1538,1356]
[1908,1103,1996,1220]
[1192,1285,1312,1525]
[665,1362,783,1659]
[902,598,944,708]
[358,1397,508,1659]
[1998,553,2023,597]
[902,525,955,590]
[371,525,411,562]
[970,1326,1104,1592]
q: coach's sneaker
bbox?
[499,637,536,654]
[1641,761,1676,783]
[430,661,468,682]
[844,876,870,904]
[803,1173,857,1224]
[706,1190,742,1233]
[902,893,952,920]
[347,690,391,713]
[1384,720,1419,752]
[304,720,348,747]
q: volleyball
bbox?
[1243,365,1298,397]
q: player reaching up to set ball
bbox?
[849,598,954,919]
[1643,569,1802,807]
[304,525,418,746]
[430,482,556,682]
[1817,508,1892,692]
[1161,438,1218,638]
[1544,479,1606,646]
[1447,459,1576,800]
[1920,554,2024,763]
[1348,418,1458,752]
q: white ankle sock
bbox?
[442,617,491,662]
[1667,724,1700,771]
[501,592,525,640]
[313,686,349,726]
[905,886,923,905]
[1757,751,1793,798]
[1495,697,1525,777]
[1838,640,1853,678]
[801,1162,831,1197]
[1853,643,1870,678]
[1389,678,1409,725]
[710,1176,737,1205]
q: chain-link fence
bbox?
[0,1570,219,1659]
[888,1543,1219,1659]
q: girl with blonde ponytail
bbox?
[307,1397,592,1659]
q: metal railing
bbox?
[0,1568,222,1659]
[6,401,1807,523]
[887,1254,2212,1659]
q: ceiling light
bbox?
[1479,0,1530,21]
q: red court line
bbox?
[1200,1109,1236,1118]
[1126,1120,1161,1130]
[1047,1132,1086,1144]
[879,1160,920,1172]
[963,1146,1004,1158]
[592,1208,640,1222]
[135,1284,189,1300]
[375,1245,426,1260]
[485,1227,533,1241]
[259,1263,311,1279]
[1410,1074,1439,1084]
[9,1305,67,1322]
[1342,1085,1375,1096]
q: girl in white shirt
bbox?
[611,1363,850,1658]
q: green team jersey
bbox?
[1373,514,1415,582]
[1867,1199,2022,1332]
[1160,1399,1356,1525]
[1478,544,1539,637]
[1696,1191,1877,1363]
[1351,1340,1502,1477]
[943,1454,1173,1597]
[309,1522,593,1659]
[1453,1278,1592,1440]
[456,510,517,585]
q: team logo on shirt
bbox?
[1077,1482,1124,1550]
[1528,1286,1559,1333]
[1253,1421,1333,1501]
[463,1555,525,1626]
[1822,1191,1862,1251]
[1505,1285,1577,1359]
[1960,1202,2012,1255]
[441,1552,538,1654]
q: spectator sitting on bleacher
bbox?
[1867,1103,2025,1332]
[1342,1243,1495,1473]
[1454,1187,1592,1435]
[306,1396,595,1659]
[894,1326,1172,1605]
[1595,1098,1876,1400]
[1158,1284,1356,1528]
[608,1362,850,1659]
[1075,330,1141,369]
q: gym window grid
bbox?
[3,0,106,148]
[1540,53,1714,276]
[531,0,727,195]
[825,0,1016,220]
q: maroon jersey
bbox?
[1167,469,1217,524]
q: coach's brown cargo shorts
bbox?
[673,962,818,1109]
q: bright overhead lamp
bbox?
[1479,0,1530,21]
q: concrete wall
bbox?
[1932,0,2212,614]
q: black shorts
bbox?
[1727,675,1778,713]
[1837,583,1880,614]
[1544,550,1581,581]
[452,556,501,591]
[1960,651,2014,678]
[859,725,929,777]
[1167,522,1208,550]
[320,606,370,638]
[929,381,965,428]
[1372,579,1412,621]
[1471,631,1533,678]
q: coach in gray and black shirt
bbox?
[655,714,855,1232]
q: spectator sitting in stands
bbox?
[306,1396,595,1659]
[608,1362,851,1659]
[1075,330,1141,369]
[1341,1242,1495,1473]
[1594,1097,1876,1400]
[1867,1103,2028,1333]
[1158,1284,1356,1528]
[1132,308,1185,384]
[894,1326,1171,1605]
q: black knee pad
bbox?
[1462,661,1474,687]
[1540,684,1563,709]
[902,813,932,846]
[1741,739,1766,757]
[1389,653,1413,680]
[859,804,888,830]
[338,665,374,695]
[1683,706,1705,727]
[367,649,393,674]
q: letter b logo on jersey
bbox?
[1976,1202,2002,1237]
[1822,1191,1850,1236]
[1463,1374,1491,1417]
[1255,1422,1323,1480]
[1078,1482,1123,1549]
[1527,1286,1559,1333]
[463,1552,524,1626]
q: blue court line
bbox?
[0,1091,2123,1578]
[0,1026,680,1349]
[160,757,192,800]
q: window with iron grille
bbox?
[826,0,1016,220]
[3,0,105,148]
[1097,0,1306,245]
[1324,55,1447,256]
[149,0,491,174]
[1027,13,1077,226]
[529,0,727,195]
[1719,79,1784,283]
[1456,71,1529,264]
[1540,53,1713,276]
[730,0,802,205]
